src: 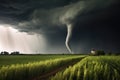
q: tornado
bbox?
[65,24,73,53]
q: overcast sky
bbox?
[0,0,120,53]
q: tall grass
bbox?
[0,56,84,80]
[51,56,120,80]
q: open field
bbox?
[0,54,85,67]
[51,56,120,80]
[0,55,120,80]
[0,55,85,80]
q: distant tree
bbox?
[96,50,105,55]
[1,51,9,55]
[0,52,4,55]
[11,51,20,55]
[115,53,120,55]
[106,52,112,55]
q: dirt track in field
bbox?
[31,57,85,80]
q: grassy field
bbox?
[51,56,120,80]
[0,54,85,80]
[0,54,83,67]
[0,55,120,80]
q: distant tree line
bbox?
[90,50,120,56]
[0,51,20,55]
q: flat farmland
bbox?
[0,54,84,66]
[51,56,120,80]
[0,55,119,80]
[0,54,85,80]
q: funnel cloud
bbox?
[65,24,73,53]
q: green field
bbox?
[0,55,120,80]
[51,56,120,80]
[0,55,85,80]
[0,54,83,66]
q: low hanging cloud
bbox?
[0,0,120,53]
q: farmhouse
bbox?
[91,49,96,55]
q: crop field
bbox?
[0,55,120,80]
[0,54,85,80]
[0,54,83,67]
[51,56,120,80]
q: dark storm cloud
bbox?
[0,0,120,53]
[0,0,117,32]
